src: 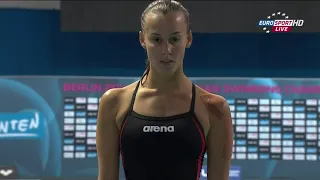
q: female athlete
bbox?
[97,0,233,180]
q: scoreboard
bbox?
[231,98,318,161]
[3,76,320,179]
[62,97,320,161]
[63,97,99,159]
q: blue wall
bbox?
[0,9,319,77]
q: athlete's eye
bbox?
[151,37,161,43]
[169,37,180,44]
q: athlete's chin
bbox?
[157,67,178,74]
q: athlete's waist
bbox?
[124,173,198,180]
[123,163,200,180]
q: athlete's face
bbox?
[139,12,192,74]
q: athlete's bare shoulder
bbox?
[99,81,139,127]
[100,86,123,108]
[196,86,233,161]
[97,82,139,180]
[194,85,231,125]
[100,81,139,106]
[195,85,228,110]
[121,81,140,94]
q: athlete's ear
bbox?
[186,30,192,48]
[139,31,146,49]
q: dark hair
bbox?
[140,0,190,86]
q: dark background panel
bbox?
[60,1,320,33]
[0,9,320,77]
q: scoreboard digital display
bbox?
[63,97,99,159]
[2,76,320,180]
[230,98,319,161]
[61,97,320,161]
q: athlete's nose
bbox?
[161,42,172,55]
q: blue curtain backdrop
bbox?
[0,9,319,77]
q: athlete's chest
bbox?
[133,91,192,117]
[120,114,205,160]
[123,114,198,135]
[128,91,210,138]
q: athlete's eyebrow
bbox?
[170,31,181,35]
[150,31,181,36]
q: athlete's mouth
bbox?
[160,60,174,63]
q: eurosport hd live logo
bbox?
[257,11,304,33]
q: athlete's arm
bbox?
[202,94,233,180]
[97,89,122,180]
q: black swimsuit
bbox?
[119,82,206,180]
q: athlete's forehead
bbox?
[143,12,187,35]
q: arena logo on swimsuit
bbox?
[143,125,174,133]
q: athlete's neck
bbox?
[144,67,189,92]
